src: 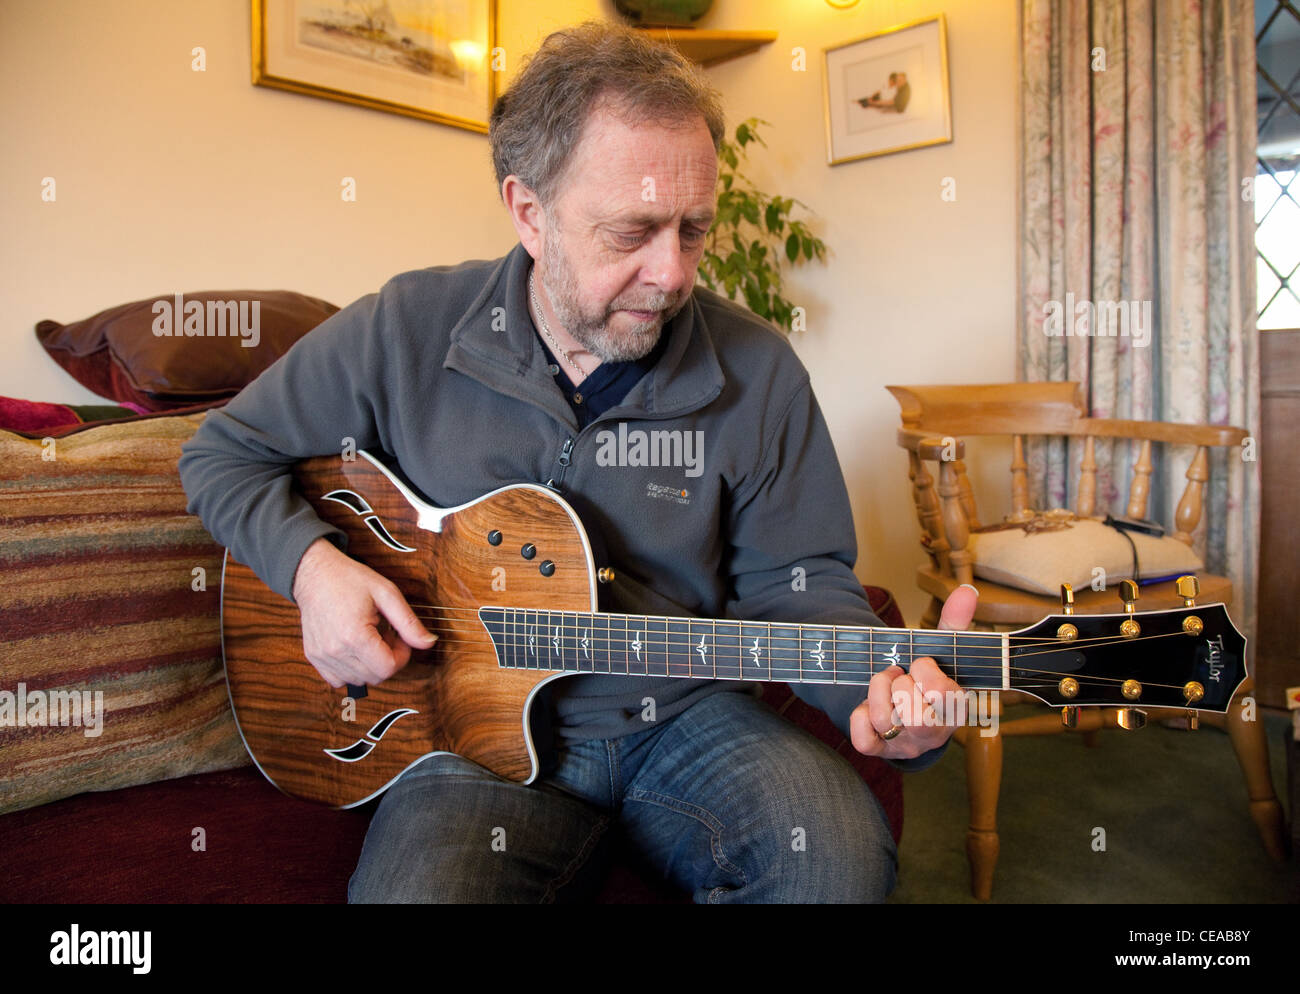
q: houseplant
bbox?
[697,117,827,333]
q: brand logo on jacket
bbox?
[645,481,691,505]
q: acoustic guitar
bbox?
[221,450,1247,808]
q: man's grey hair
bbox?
[489,21,726,207]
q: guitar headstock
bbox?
[1008,579,1246,721]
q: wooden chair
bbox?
[886,381,1287,899]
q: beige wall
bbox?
[0,0,1017,624]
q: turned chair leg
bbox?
[955,723,1002,900]
[1220,678,1289,861]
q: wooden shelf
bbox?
[634,28,778,68]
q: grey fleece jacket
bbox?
[178,242,946,771]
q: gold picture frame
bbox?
[252,0,497,134]
[822,14,952,166]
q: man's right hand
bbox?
[291,537,437,689]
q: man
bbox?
[180,21,973,903]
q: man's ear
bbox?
[502,175,544,260]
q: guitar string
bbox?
[401,602,1214,654]
[401,605,1217,660]
[398,610,1215,668]
[384,621,1213,694]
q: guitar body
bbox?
[221,452,596,808]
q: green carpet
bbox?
[889,710,1298,903]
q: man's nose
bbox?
[641,228,691,294]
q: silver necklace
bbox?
[528,268,584,379]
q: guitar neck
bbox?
[479,607,1010,691]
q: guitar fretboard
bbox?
[478,607,1009,690]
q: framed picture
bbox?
[252,0,497,133]
[822,14,952,166]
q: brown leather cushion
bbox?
[35,290,338,411]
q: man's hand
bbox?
[291,537,437,689]
[849,585,979,760]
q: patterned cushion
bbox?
[0,414,248,814]
[971,518,1203,596]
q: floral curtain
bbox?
[1019,0,1260,641]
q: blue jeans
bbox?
[346,688,898,903]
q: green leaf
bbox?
[736,122,752,147]
[786,233,799,262]
[765,202,782,234]
[741,199,759,225]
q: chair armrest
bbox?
[896,428,966,461]
[1073,418,1247,448]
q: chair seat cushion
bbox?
[970,518,1203,596]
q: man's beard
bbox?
[538,226,691,363]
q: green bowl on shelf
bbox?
[615,0,713,27]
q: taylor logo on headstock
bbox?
[1206,635,1224,683]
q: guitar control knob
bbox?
[539,560,556,577]
[487,530,503,546]
[1117,708,1147,730]
[1061,706,1078,729]
[521,543,536,560]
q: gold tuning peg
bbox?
[1060,706,1078,729]
[1118,580,1140,638]
[1176,575,1200,607]
[1184,710,1199,731]
[1118,579,1139,611]
[1117,707,1147,730]
[1059,583,1075,615]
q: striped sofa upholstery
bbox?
[0,414,247,814]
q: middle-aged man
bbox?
[179,21,975,903]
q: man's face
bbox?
[536,103,718,362]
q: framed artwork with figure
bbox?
[252,0,497,133]
[823,14,952,165]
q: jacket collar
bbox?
[444,243,724,428]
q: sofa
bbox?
[0,291,907,901]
